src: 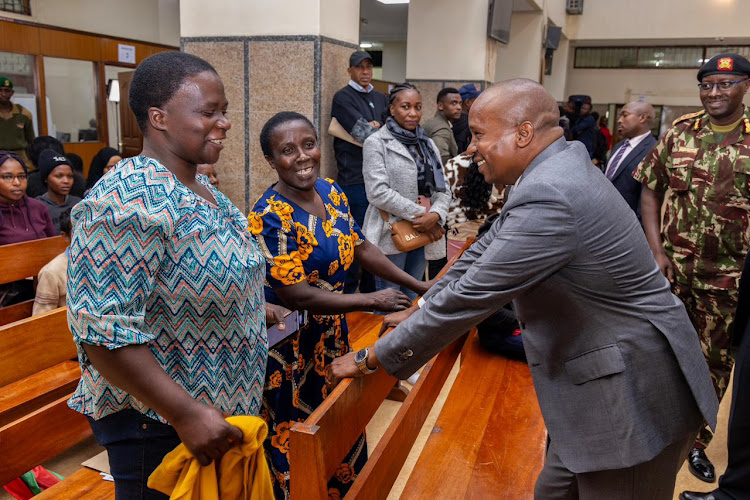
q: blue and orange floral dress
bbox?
[249,178,367,500]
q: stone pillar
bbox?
[179,0,359,213]
[405,0,497,120]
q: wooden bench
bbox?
[0,236,68,325]
[0,307,114,498]
[400,331,547,498]
[289,240,547,499]
[290,312,466,499]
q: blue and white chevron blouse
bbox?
[67,156,267,422]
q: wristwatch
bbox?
[354,348,377,375]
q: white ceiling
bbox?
[360,0,409,43]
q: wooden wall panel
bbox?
[0,21,39,54]
[65,141,107,176]
[101,38,174,66]
[39,29,101,61]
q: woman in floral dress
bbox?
[249,111,429,499]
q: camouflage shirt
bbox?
[633,107,750,291]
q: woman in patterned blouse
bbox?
[67,52,279,499]
[249,111,430,499]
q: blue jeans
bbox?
[340,183,375,294]
[375,249,426,303]
[88,409,181,500]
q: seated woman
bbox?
[33,208,72,315]
[24,136,85,198]
[85,146,122,191]
[249,111,429,499]
[443,153,505,261]
[361,83,451,301]
[66,52,275,499]
[35,149,81,234]
[0,151,55,307]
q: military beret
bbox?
[0,77,13,89]
[697,53,750,81]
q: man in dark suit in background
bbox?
[681,251,750,500]
[604,101,656,221]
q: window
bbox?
[575,45,750,69]
[0,0,30,15]
[575,48,637,68]
[636,47,703,69]
[43,57,99,143]
[705,46,750,60]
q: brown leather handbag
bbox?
[379,210,431,252]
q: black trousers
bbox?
[714,322,750,500]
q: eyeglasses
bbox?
[697,79,749,92]
[0,173,28,183]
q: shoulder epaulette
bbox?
[672,110,705,127]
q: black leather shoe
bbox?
[687,447,716,483]
[680,491,716,500]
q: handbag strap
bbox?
[379,209,394,230]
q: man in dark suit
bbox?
[330,79,718,498]
[681,251,750,500]
[603,101,656,221]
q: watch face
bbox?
[355,349,367,364]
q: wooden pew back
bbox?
[0,299,34,327]
[0,236,68,285]
[0,307,76,387]
[289,244,473,499]
[289,314,466,500]
[0,395,92,486]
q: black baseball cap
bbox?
[349,51,373,67]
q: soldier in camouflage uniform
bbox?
[634,52,750,484]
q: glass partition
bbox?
[43,56,99,143]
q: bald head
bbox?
[617,101,654,139]
[467,79,565,186]
[475,78,562,135]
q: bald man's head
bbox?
[617,101,655,139]
[467,79,564,186]
[475,79,562,132]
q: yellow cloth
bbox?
[147,416,273,500]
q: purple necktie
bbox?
[605,140,630,180]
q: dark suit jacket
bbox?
[376,138,718,474]
[608,134,657,220]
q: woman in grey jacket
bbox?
[362,83,451,301]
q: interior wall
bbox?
[494,12,545,83]
[406,0,488,80]
[543,37,569,101]
[182,0,322,38]
[566,62,703,107]
[7,0,180,45]
[381,41,406,83]
[320,0,359,44]
[565,0,750,41]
